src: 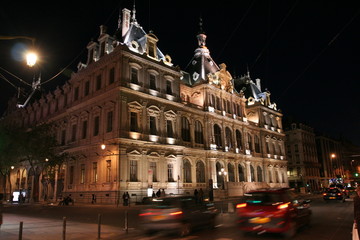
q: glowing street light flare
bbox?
[26,51,37,67]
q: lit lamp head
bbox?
[101,144,106,150]
[331,154,336,159]
[26,51,37,67]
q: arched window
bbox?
[216,162,223,188]
[196,161,205,183]
[248,134,253,152]
[254,135,260,153]
[214,124,222,148]
[236,130,242,150]
[194,120,203,144]
[225,127,232,149]
[250,165,255,182]
[181,117,191,142]
[266,141,270,154]
[269,170,273,183]
[275,171,279,183]
[228,163,235,182]
[257,166,263,182]
[183,160,192,183]
[238,164,245,182]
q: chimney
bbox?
[99,25,107,36]
[122,8,131,38]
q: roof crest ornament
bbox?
[132,0,137,24]
[197,17,207,48]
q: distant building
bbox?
[285,123,321,192]
[1,5,288,203]
[316,135,345,186]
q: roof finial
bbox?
[199,17,204,34]
[132,0,137,23]
[196,17,207,48]
[117,8,121,29]
[246,64,250,78]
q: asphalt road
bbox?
[0,195,355,240]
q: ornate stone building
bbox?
[3,6,288,204]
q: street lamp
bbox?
[218,168,227,190]
[26,51,38,67]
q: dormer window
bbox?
[146,32,159,59]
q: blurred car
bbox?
[236,188,311,238]
[139,195,218,236]
[323,187,346,202]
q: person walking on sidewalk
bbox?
[354,186,360,238]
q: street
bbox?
[0,195,355,240]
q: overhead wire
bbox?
[215,0,257,60]
[275,6,360,101]
[250,0,299,70]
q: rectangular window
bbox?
[74,87,79,101]
[106,111,113,132]
[150,162,157,182]
[93,116,100,136]
[167,164,174,182]
[109,67,115,84]
[61,129,66,145]
[84,81,90,96]
[69,166,74,184]
[130,160,137,182]
[166,80,172,94]
[106,160,111,182]
[150,116,157,135]
[96,75,102,90]
[92,162,98,183]
[131,68,138,84]
[80,164,85,184]
[149,74,156,90]
[130,112,138,132]
[71,124,77,142]
[166,120,173,138]
[82,120,88,139]
[100,41,105,57]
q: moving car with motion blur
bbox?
[139,195,218,237]
[323,187,346,202]
[236,188,311,238]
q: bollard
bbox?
[19,221,23,240]
[124,210,128,233]
[97,213,101,239]
[62,217,67,240]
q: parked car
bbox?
[323,187,346,202]
[236,188,312,238]
[139,195,218,237]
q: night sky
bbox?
[1,1,359,145]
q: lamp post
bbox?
[218,168,227,190]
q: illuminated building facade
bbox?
[3,6,288,203]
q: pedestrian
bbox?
[122,192,127,206]
[156,189,161,197]
[194,189,198,202]
[152,191,156,198]
[354,186,360,239]
[161,189,165,197]
[125,192,130,206]
[91,194,96,204]
[198,188,204,202]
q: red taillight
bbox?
[236,203,247,208]
[337,193,342,196]
[169,211,183,216]
[277,203,289,210]
[139,212,154,217]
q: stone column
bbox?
[245,160,251,182]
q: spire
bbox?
[196,17,207,48]
[117,8,121,29]
[132,1,137,24]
